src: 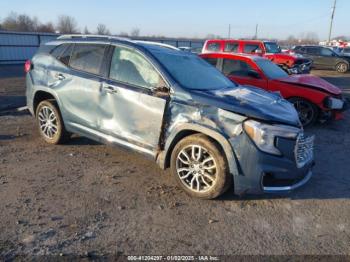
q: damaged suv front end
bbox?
[147,42,315,196]
[180,86,315,195]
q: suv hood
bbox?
[188,85,300,127]
[276,74,341,95]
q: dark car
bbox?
[292,45,350,73]
[25,35,314,199]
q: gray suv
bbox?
[26,35,314,199]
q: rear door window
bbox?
[222,59,253,77]
[243,44,261,53]
[306,47,320,55]
[224,42,239,52]
[70,44,107,75]
[206,42,221,52]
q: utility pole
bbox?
[328,0,337,43]
[228,24,231,39]
[254,24,258,40]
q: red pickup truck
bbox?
[202,39,312,74]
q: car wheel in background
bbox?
[335,62,349,73]
[36,100,70,144]
[170,134,232,199]
[289,97,319,127]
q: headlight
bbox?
[243,120,300,155]
[289,67,299,74]
[324,97,344,110]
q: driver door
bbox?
[98,45,169,154]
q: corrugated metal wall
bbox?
[0,32,58,64]
[0,31,204,64]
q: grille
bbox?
[295,134,314,168]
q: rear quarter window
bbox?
[70,44,107,75]
[50,44,67,58]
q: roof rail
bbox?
[57,34,130,41]
[134,40,179,50]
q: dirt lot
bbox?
[0,67,350,259]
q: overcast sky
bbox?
[1,0,348,40]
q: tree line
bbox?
[0,12,141,36]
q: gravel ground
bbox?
[0,68,349,259]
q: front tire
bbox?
[289,98,319,127]
[170,134,232,199]
[336,62,349,73]
[36,100,69,144]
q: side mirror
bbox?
[254,49,263,55]
[247,70,261,79]
[152,86,170,95]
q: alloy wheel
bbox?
[38,106,58,139]
[176,145,217,193]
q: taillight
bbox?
[24,60,32,73]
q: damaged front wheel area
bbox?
[170,134,232,199]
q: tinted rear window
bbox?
[70,44,106,75]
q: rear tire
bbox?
[336,62,348,73]
[170,134,232,199]
[36,100,70,144]
[289,97,319,127]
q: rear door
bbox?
[52,43,108,132]
[98,44,168,153]
[221,58,268,89]
[303,47,323,68]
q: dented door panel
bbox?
[98,80,167,151]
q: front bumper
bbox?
[263,170,313,193]
[230,131,314,195]
[289,61,313,74]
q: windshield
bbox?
[256,59,288,79]
[264,42,282,54]
[150,50,236,90]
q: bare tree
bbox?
[2,12,38,32]
[84,26,90,34]
[130,28,140,37]
[37,22,55,33]
[57,15,79,34]
[119,31,129,37]
[96,24,110,35]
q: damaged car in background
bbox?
[25,35,314,199]
[200,53,348,126]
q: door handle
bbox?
[55,73,65,81]
[102,83,118,94]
